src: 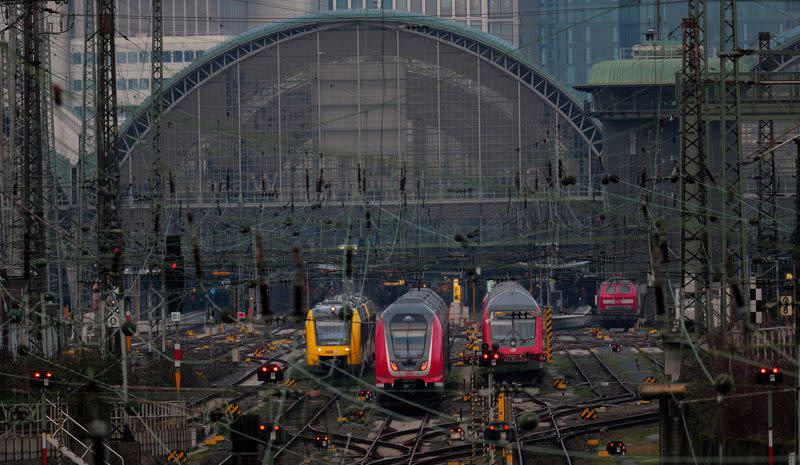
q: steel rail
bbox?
[589,349,636,396]
[406,413,430,465]
[360,416,393,465]
[273,392,340,459]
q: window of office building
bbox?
[411,0,422,12]
[128,79,139,91]
[441,0,452,15]
[397,0,407,10]
[72,79,81,92]
[127,51,138,63]
[336,0,347,8]
[163,51,172,63]
[117,52,126,64]
[140,78,150,90]
[425,0,436,14]
[455,0,466,16]
[117,79,127,90]
[184,50,194,61]
[382,0,392,8]
[469,0,480,16]
[139,51,150,63]
[195,50,204,58]
[174,50,183,62]
[72,52,81,65]
[488,0,512,14]
[488,21,513,43]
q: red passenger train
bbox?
[375,288,449,398]
[481,281,544,374]
[596,278,638,329]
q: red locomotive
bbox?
[375,288,449,399]
[480,282,544,374]
[596,278,638,329]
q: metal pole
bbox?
[119,303,129,431]
[768,387,773,465]
[794,139,800,461]
[41,389,46,465]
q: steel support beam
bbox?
[719,0,747,330]
[20,1,45,352]
[96,0,123,342]
[74,0,98,333]
[756,32,777,260]
[679,6,710,335]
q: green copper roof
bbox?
[585,58,719,87]
[581,52,769,88]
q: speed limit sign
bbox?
[780,296,794,316]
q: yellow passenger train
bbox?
[305,294,377,373]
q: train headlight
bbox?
[345,347,350,352]
[419,360,428,371]
[317,347,322,352]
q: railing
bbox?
[45,399,125,465]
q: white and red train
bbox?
[596,278,638,329]
[480,281,544,373]
[375,288,450,397]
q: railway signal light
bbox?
[480,349,501,367]
[258,363,284,383]
[314,434,329,449]
[259,423,283,443]
[31,370,54,388]
[606,441,627,456]
[449,426,465,440]
[484,422,515,441]
[756,367,783,385]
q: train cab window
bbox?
[390,315,428,360]
[617,284,633,294]
[490,317,535,345]
[315,317,351,346]
[604,285,619,294]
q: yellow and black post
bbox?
[544,306,553,363]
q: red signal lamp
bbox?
[170,262,178,269]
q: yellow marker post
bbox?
[544,306,553,363]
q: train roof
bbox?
[312,293,375,320]
[601,278,634,285]
[486,281,540,312]
[383,288,447,324]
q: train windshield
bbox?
[389,314,428,360]
[490,318,536,345]
[315,317,352,346]
[603,284,633,295]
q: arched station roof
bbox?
[118,9,603,161]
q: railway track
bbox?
[273,392,341,462]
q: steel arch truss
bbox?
[118,14,602,163]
